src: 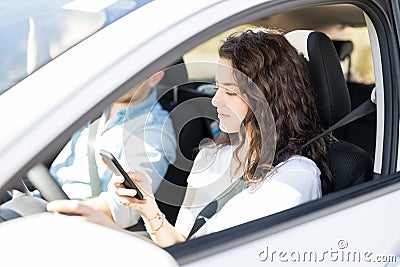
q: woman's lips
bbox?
[217,113,230,119]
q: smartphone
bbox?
[99,149,144,200]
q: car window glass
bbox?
[0,0,152,95]
[183,24,253,81]
[184,6,374,86]
[177,3,377,241]
[325,26,375,84]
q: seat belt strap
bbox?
[88,119,102,197]
[302,98,376,149]
[187,177,248,239]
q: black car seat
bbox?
[155,60,216,225]
[332,40,377,158]
[332,40,353,81]
[128,60,211,230]
[285,30,373,192]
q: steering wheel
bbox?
[25,163,70,201]
[0,164,69,222]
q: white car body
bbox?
[1,0,400,266]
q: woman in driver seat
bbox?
[48,27,334,247]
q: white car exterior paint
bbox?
[185,187,400,267]
[0,213,179,266]
[0,0,399,266]
[365,13,385,174]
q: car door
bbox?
[161,1,400,266]
[1,0,400,266]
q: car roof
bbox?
[254,4,366,31]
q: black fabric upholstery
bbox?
[342,82,376,157]
[156,88,216,225]
[328,140,373,191]
[307,32,351,128]
[332,40,353,61]
[152,61,217,225]
[300,31,374,191]
[157,59,189,112]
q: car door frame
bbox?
[158,0,400,265]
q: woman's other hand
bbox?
[46,200,119,230]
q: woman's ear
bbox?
[148,71,165,87]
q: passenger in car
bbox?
[49,71,177,228]
[47,27,333,247]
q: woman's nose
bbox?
[211,89,223,107]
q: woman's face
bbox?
[212,58,249,133]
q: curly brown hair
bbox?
[215,27,334,194]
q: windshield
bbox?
[0,0,152,95]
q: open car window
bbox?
[165,2,398,265]
[1,0,400,266]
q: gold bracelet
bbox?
[147,211,163,221]
[147,213,165,235]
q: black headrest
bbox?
[285,31,351,127]
[333,40,354,61]
[157,58,189,111]
[159,58,188,88]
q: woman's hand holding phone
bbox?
[113,171,159,220]
[99,149,160,220]
[99,149,144,200]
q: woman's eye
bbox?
[214,82,237,95]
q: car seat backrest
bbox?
[285,30,373,191]
[157,59,189,111]
[156,60,217,224]
[286,30,352,128]
[331,39,376,158]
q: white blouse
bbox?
[174,145,322,238]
